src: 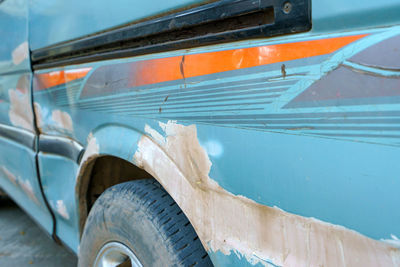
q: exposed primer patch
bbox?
[51,110,74,133]
[55,200,70,220]
[134,121,400,267]
[8,76,34,132]
[12,41,28,65]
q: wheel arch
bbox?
[73,123,205,249]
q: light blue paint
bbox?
[312,0,400,33]
[0,138,53,234]
[31,24,400,260]
[91,124,143,160]
[343,61,400,77]
[196,122,400,241]
[208,250,278,267]
[28,0,400,50]
[0,0,55,243]
[37,153,80,252]
[29,0,210,50]
[0,0,398,264]
[0,0,30,73]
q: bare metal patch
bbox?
[34,103,74,134]
[56,200,70,220]
[52,110,74,133]
[134,121,400,266]
[79,133,100,167]
[0,166,40,205]
[8,88,34,132]
[19,179,40,205]
[12,41,28,66]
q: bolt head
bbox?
[283,2,292,14]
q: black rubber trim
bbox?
[0,124,36,150]
[38,135,84,163]
[32,0,311,69]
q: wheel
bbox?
[79,179,213,267]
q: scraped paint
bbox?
[383,235,400,249]
[51,110,74,133]
[79,133,100,167]
[0,166,17,186]
[134,121,400,267]
[34,103,74,133]
[8,85,34,132]
[56,200,70,220]
[18,179,40,205]
[12,41,28,65]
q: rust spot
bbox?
[159,107,162,113]
[180,55,186,79]
[164,95,169,102]
[281,64,286,78]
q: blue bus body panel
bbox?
[0,0,53,234]
[32,20,400,266]
[29,0,400,50]
[0,0,399,265]
[29,0,212,50]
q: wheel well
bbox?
[78,155,153,235]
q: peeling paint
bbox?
[8,84,34,132]
[382,235,400,249]
[0,166,18,186]
[76,133,100,233]
[0,166,40,205]
[56,200,70,220]
[134,121,400,267]
[11,41,28,66]
[51,110,74,133]
[33,102,44,131]
[34,103,75,133]
[79,133,100,166]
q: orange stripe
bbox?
[35,67,92,90]
[36,34,367,91]
[130,34,367,87]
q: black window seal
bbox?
[31,0,311,70]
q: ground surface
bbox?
[0,197,77,267]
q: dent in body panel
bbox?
[134,121,400,266]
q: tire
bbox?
[0,188,7,200]
[79,179,213,267]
